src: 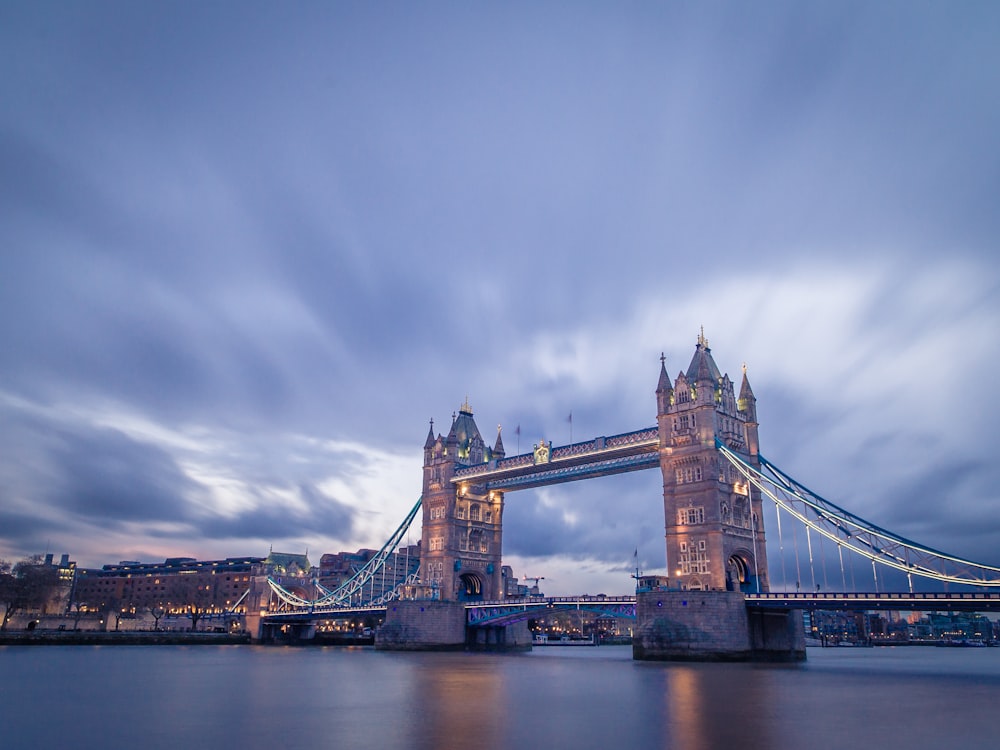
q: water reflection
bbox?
[415,653,506,749]
[663,665,774,750]
[1,645,998,750]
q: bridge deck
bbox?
[261,591,1000,624]
[745,591,1000,612]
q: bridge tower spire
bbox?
[656,333,770,593]
[419,400,505,602]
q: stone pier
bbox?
[633,590,805,662]
[467,619,532,651]
[374,600,532,652]
[375,600,468,651]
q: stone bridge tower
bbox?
[656,331,770,593]
[420,400,505,601]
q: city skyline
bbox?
[2,3,1000,595]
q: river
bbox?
[1,644,997,750]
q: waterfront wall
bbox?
[633,590,805,662]
[0,631,250,646]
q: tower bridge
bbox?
[251,333,1000,659]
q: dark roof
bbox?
[265,551,312,573]
[685,331,723,383]
[448,399,485,462]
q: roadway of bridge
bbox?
[467,591,1000,626]
[744,591,1000,612]
[260,591,1000,626]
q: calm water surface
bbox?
[1,644,997,750]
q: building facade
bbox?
[419,400,505,601]
[72,556,264,623]
[657,332,770,592]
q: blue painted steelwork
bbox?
[746,591,1000,612]
[265,497,422,613]
[263,422,1000,630]
[261,591,1000,630]
[716,439,1000,588]
[263,604,387,624]
[479,452,661,491]
[465,596,637,627]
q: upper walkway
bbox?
[451,427,660,491]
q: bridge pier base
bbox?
[467,620,532,652]
[253,620,317,645]
[375,600,467,651]
[633,590,805,662]
[245,612,263,642]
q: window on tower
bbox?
[677,507,705,525]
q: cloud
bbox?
[0,393,419,566]
[0,3,998,592]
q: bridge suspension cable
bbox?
[266,497,423,610]
[716,440,1000,589]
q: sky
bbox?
[1,1,999,596]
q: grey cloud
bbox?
[1,3,999,581]
[191,483,356,544]
[504,473,660,561]
[44,425,200,526]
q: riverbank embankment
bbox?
[0,631,250,646]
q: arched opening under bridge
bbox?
[726,552,753,593]
[458,572,483,601]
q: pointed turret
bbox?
[493,424,506,459]
[738,363,757,421]
[685,327,723,385]
[656,353,673,413]
[450,399,486,464]
[424,419,436,450]
[738,362,760,459]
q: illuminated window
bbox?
[470,504,481,522]
[675,466,703,484]
[424,562,444,582]
[678,541,710,575]
[677,507,705,525]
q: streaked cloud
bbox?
[1,3,998,592]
